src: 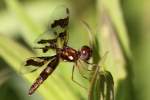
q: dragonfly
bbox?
[24,7,94,95]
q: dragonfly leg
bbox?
[78,60,95,72]
[71,65,87,89]
[75,63,90,80]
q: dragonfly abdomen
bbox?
[28,57,59,95]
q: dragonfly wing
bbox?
[33,30,57,53]
[33,6,70,52]
[75,59,93,79]
[21,55,57,74]
[47,6,70,48]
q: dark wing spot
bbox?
[37,40,50,44]
[51,8,69,28]
[25,59,44,66]
[37,39,57,44]
[51,17,69,28]
[36,39,57,52]
[59,31,67,39]
[25,56,56,66]
[37,56,54,61]
[66,8,69,14]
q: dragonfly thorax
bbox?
[60,46,79,62]
[59,45,92,62]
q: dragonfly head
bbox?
[79,45,92,61]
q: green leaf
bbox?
[88,68,114,100]
[5,0,43,45]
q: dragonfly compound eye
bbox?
[80,45,92,60]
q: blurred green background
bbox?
[0,0,150,100]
